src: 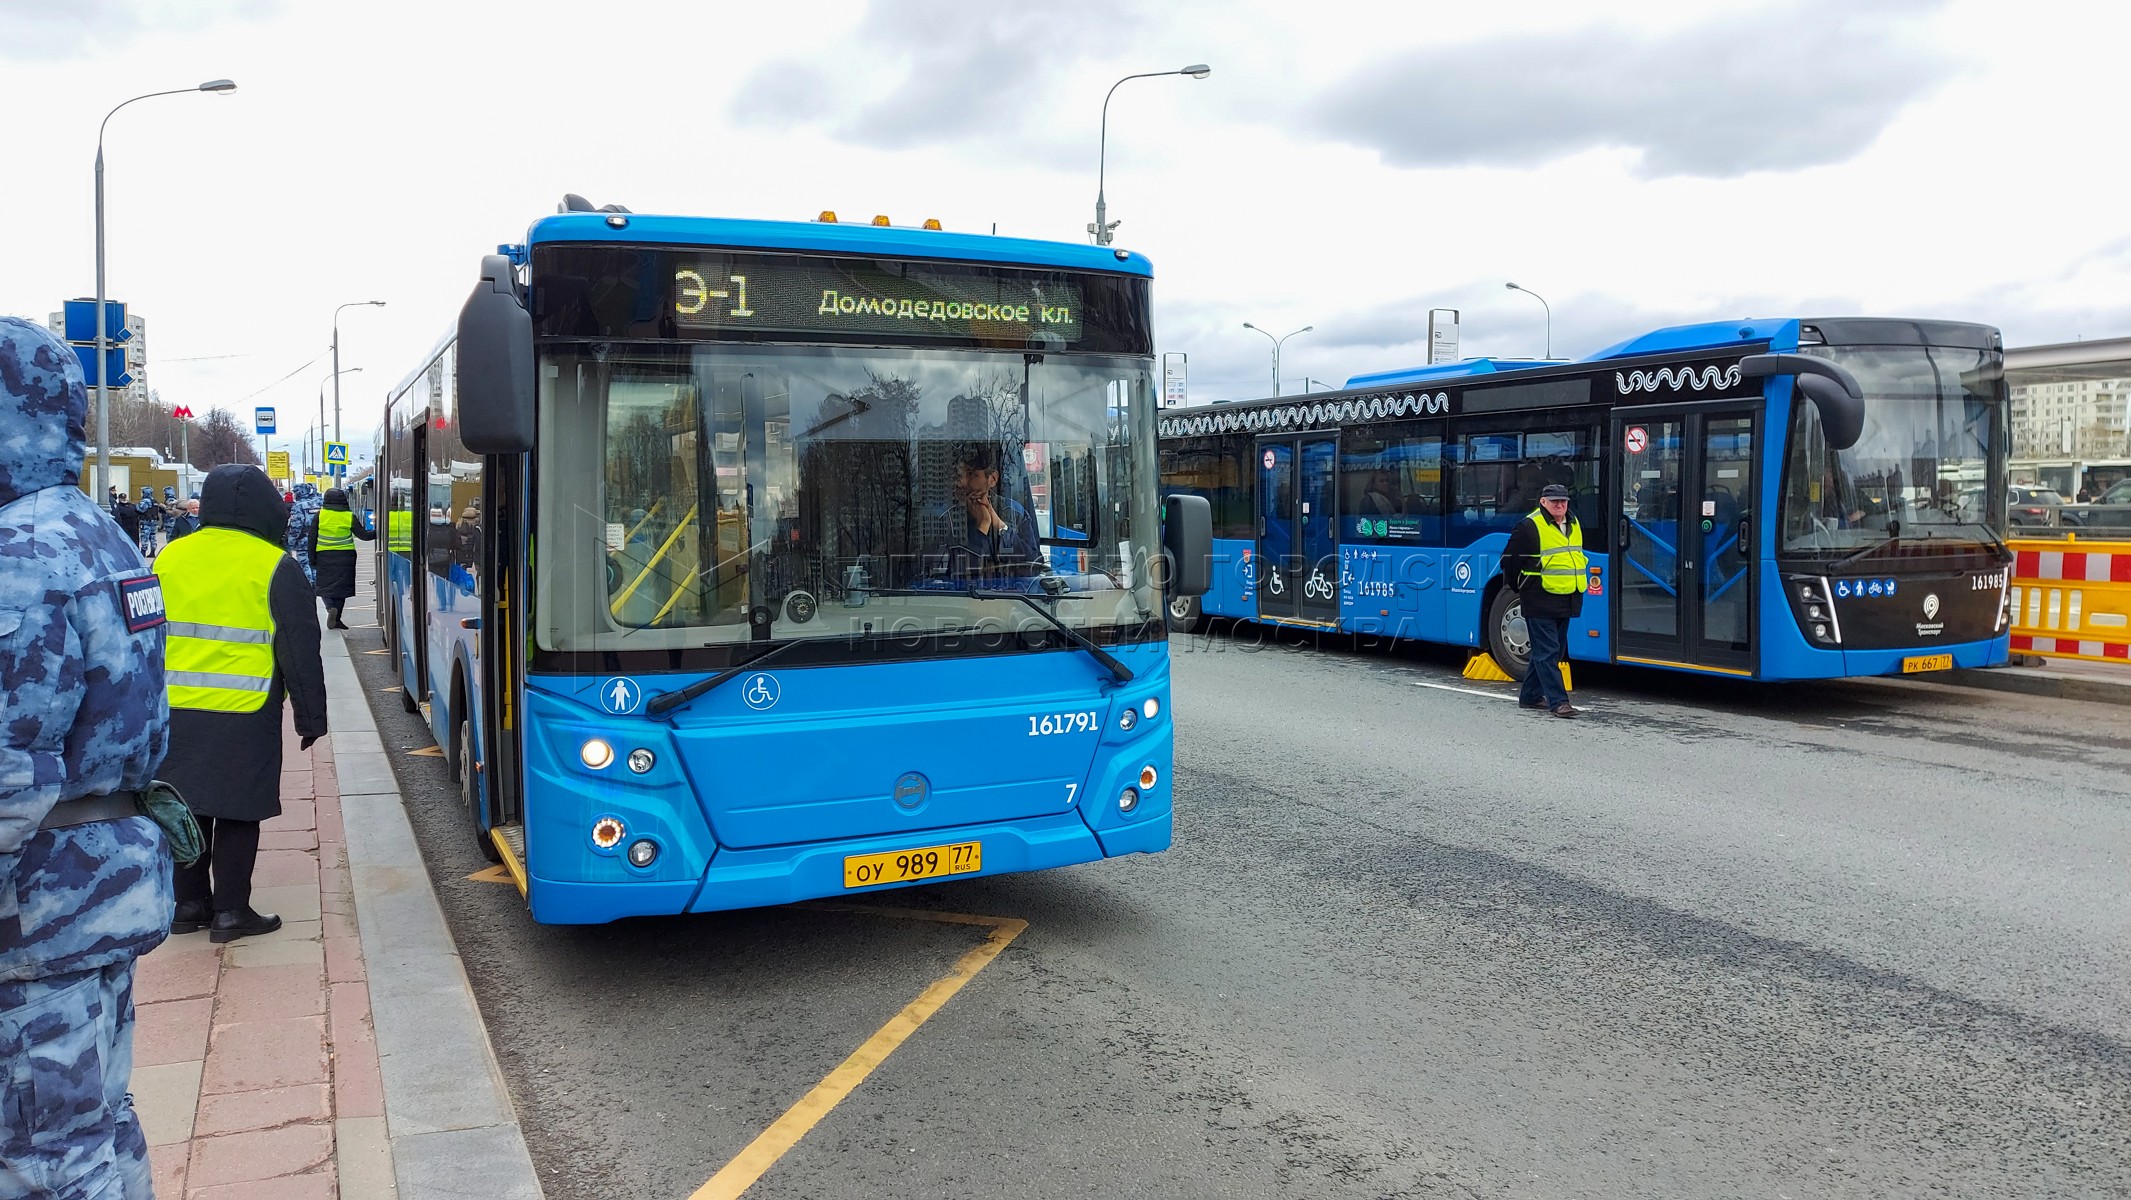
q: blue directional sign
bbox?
[255,407,277,434]
[62,299,130,344]
[71,345,131,388]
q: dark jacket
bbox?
[1501,509,1585,621]
[159,465,328,823]
[0,317,172,981]
[110,495,142,540]
[306,489,374,602]
[168,512,201,540]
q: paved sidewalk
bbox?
[126,617,541,1198]
[1936,654,2131,705]
[130,724,395,1199]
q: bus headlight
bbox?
[580,738,614,770]
[1118,788,1140,813]
[627,839,659,868]
[627,748,656,774]
[1118,707,1138,731]
[1142,697,1159,720]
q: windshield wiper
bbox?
[645,636,812,721]
[971,589,1134,685]
[1830,534,1900,570]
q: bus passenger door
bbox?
[1296,436,1340,623]
[1610,407,1758,674]
[1255,439,1298,620]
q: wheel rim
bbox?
[1501,600,1532,662]
[1168,594,1194,621]
[459,722,476,818]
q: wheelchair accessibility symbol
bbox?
[742,672,781,711]
[598,677,642,715]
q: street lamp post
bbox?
[319,367,363,478]
[92,79,236,501]
[1090,64,1210,247]
[331,300,385,445]
[1242,323,1312,397]
[1504,282,1551,359]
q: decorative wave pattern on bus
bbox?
[1613,364,1742,394]
[1157,391,1453,438]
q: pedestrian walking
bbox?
[155,465,328,942]
[1501,482,1587,718]
[308,487,375,629]
[0,317,175,1198]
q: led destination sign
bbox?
[672,258,1084,343]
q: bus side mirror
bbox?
[1797,375,1865,451]
[455,254,535,455]
[1162,493,1212,598]
[1739,352,1865,452]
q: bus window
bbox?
[1339,424,1442,542]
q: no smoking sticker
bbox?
[1624,425,1649,453]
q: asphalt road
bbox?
[343,598,2131,1199]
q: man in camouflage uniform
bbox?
[284,482,323,586]
[0,318,173,1199]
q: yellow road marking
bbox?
[364,649,389,655]
[466,865,514,884]
[691,907,1028,1200]
[408,745,444,757]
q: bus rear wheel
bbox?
[459,715,502,864]
[1485,587,1532,680]
[1166,592,1204,634]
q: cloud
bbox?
[1304,0,1963,179]
[730,0,1148,151]
[0,0,281,62]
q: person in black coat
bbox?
[307,487,375,629]
[109,486,142,544]
[159,465,328,941]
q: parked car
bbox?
[2062,479,2131,533]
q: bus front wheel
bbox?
[1485,588,1532,680]
[1166,592,1204,634]
[459,715,502,864]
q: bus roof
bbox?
[522,213,1154,278]
[1341,316,2002,391]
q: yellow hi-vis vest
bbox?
[316,508,355,552]
[153,528,284,713]
[388,509,412,554]
[1525,509,1589,595]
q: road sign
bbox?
[1625,425,1649,453]
[72,345,131,388]
[255,407,276,434]
[324,441,350,467]
[62,299,130,344]
[266,450,290,478]
[172,404,194,420]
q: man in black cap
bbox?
[1500,482,1586,717]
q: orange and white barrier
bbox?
[2009,539,2131,663]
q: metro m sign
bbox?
[172,404,194,420]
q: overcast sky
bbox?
[4,0,2124,464]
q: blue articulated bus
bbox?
[1158,317,2014,681]
[375,201,1212,924]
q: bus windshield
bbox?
[533,342,1159,657]
[1781,343,2006,554]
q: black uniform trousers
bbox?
[173,816,262,913]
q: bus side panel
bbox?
[390,553,419,700]
[1339,544,1445,644]
[1205,537,1256,618]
